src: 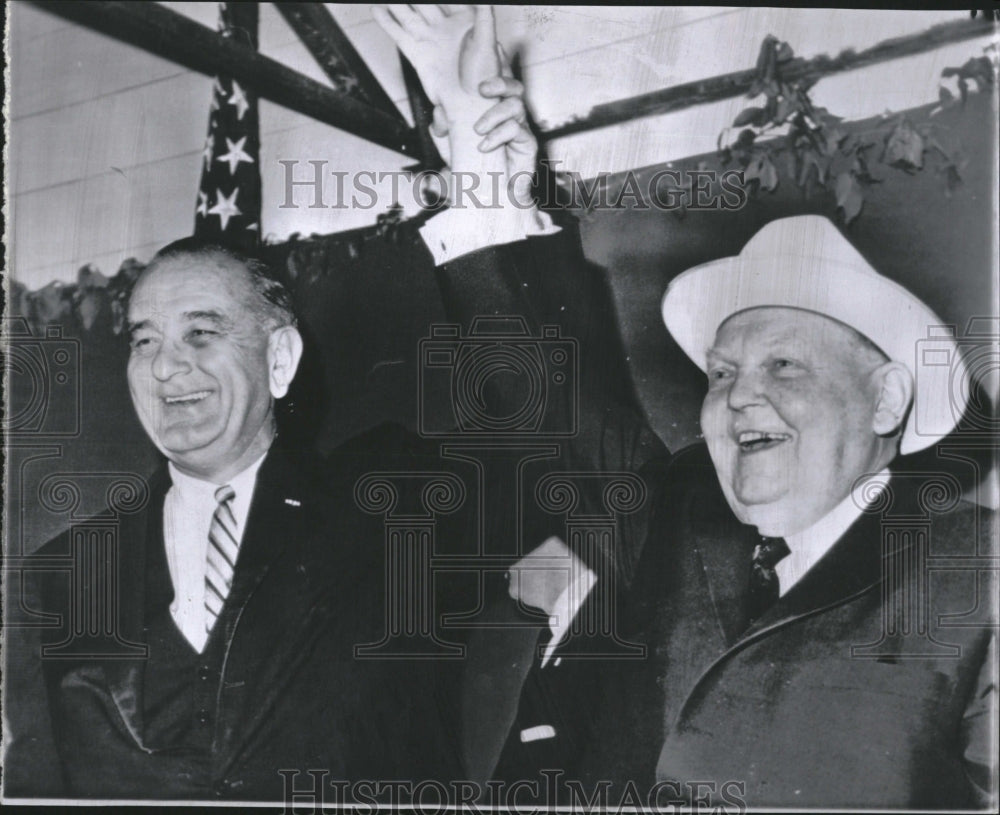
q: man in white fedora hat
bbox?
[582,215,996,809]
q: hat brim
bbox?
[661,219,968,455]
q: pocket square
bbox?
[520,724,556,743]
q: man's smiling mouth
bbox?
[737,430,791,452]
[163,391,211,406]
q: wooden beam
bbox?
[401,55,446,171]
[540,16,996,141]
[32,0,421,157]
[273,2,406,126]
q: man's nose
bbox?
[151,340,192,381]
[726,369,766,410]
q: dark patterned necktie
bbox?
[747,536,790,624]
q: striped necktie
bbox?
[205,484,238,634]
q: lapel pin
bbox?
[284,498,301,507]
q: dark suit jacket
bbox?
[6,435,462,801]
[583,444,996,810]
[431,220,671,785]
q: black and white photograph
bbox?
[2,3,998,811]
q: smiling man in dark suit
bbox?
[585,215,997,809]
[11,239,472,801]
[3,8,559,797]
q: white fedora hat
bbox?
[661,215,968,454]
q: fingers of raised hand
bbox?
[477,118,525,153]
[478,75,524,100]
[474,96,526,136]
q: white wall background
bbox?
[6,3,994,289]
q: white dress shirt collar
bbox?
[776,468,891,596]
[163,451,268,652]
[167,453,266,529]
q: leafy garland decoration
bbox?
[720,36,997,224]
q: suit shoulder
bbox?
[322,422,442,480]
[929,497,997,557]
[658,443,726,513]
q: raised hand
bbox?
[474,70,537,208]
[429,49,539,207]
[372,5,499,124]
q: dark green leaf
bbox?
[829,151,853,178]
[755,36,776,76]
[834,172,864,224]
[785,151,797,180]
[775,97,795,123]
[799,75,819,93]
[883,118,924,171]
[765,94,779,120]
[759,155,779,192]
[925,136,951,161]
[734,107,766,127]
[958,56,995,85]
[797,155,812,187]
[776,42,794,62]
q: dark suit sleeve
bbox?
[960,631,998,807]
[427,215,670,579]
[2,554,69,798]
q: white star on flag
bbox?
[207,187,241,230]
[202,135,215,171]
[197,190,209,216]
[228,80,249,120]
[216,136,254,175]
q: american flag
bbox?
[194,2,261,254]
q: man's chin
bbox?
[157,428,221,462]
[728,488,796,535]
[731,476,788,509]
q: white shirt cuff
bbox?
[420,207,560,266]
[541,566,597,668]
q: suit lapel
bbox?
[675,474,913,725]
[746,509,886,633]
[694,520,758,648]
[684,472,759,649]
[215,446,350,767]
[219,445,331,661]
[222,448,306,614]
[101,465,171,749]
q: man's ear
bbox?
[871,361,914,437]
[267,325,304,399]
